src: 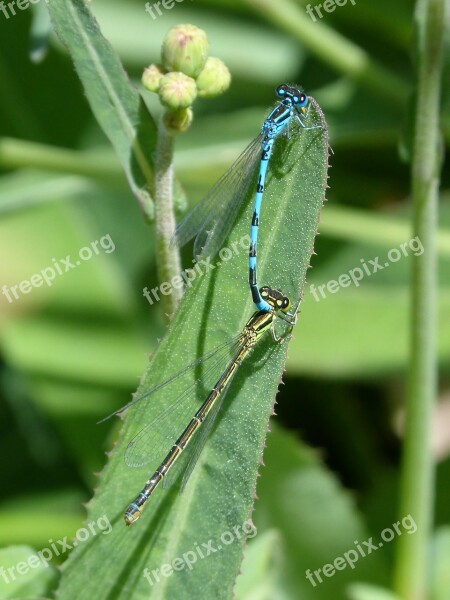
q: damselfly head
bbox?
[259,286,291,312]
[276,84,308,110]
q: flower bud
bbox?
[162,24,208,78]
[163,107,194,133]
[142,64,164,93]
[159,72,197,109]
[196,57,231,98]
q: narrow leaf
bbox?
[235,530,283,600]
[0,546,57,598]
[56,100,330,599]
[47,0,156,217]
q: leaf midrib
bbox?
[66,0,154,186]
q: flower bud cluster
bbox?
[142,24,231,132]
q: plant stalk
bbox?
[153,118,183,319]
[393,0,446,598]
[0,138,122,183]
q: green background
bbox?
[0,0,449,599]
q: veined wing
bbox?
[123,336,242,469]
[98,336,237,424]
[162,346,241,491]
[174,134,263,261]
[160,385,226,491]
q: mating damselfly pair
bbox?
[103,84,327,525]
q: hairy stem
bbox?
[153,118,183,319]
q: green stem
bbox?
[319,205,450,258]
[153,118,183,319]
[393,0,446,598]
[0,137,122,183]
[245,0,409,105]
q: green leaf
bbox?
[286,201,450,378]
[235,529,283,600]
[254,426,388,599]
[0,499,84,549]
[0,198,133,319]
[0,546,57,598]
[55,100,329,598]
[0,170,101,215]
[318,205,450,258]
[0,139,123,186]
[2,316,148,387]
[46,0,157,218]
[287,287,450,378]
[347,583,401,600]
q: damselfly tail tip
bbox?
[124,506,142,526]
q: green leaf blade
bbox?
[56,99,329,599]
[47,0,156,217]
[0,546,58,598]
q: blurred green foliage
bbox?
[0,0,449,599]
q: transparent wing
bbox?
[173,134,263,260]
[181,376,231,492]
[124,337,241,469]
[161,371,231,491]
[98,337,235,424]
